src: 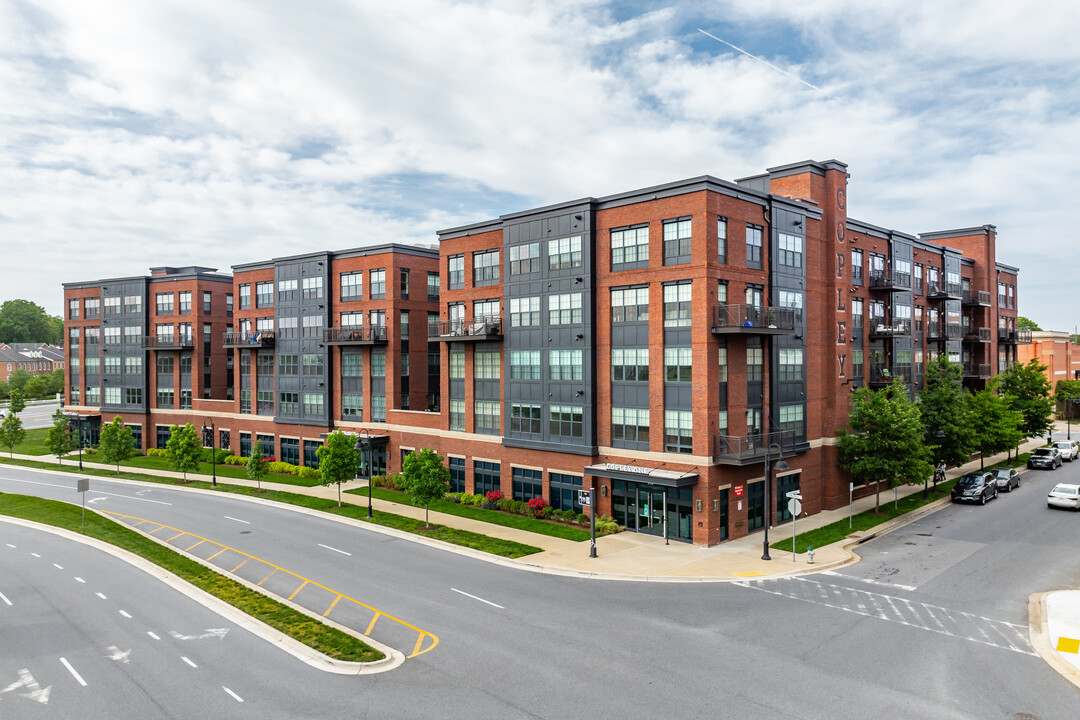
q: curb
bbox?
[1029,591,1080,690]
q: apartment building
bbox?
[62,160,1025,547]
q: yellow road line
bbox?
[165,531,186,542]
[230,558,249,573]
[288,580,308,600]
[323,595,341,617]
[365,613,381,636]
[206,547,227,561]
[185,539,206,552]
[257,569,277,586]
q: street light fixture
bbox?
[202,418,217,487]
[761,442,789,561]
[354,434,372,519]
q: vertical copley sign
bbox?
[835,186,848,380]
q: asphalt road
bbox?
[3,451,1080,719]
[8,401,62,430]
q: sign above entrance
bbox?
[584,463,698,488]
[604,462,650,475]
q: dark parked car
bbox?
[951,471,998,504]
[992,467,1020,492]
[1029,447,1063,470]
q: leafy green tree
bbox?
[316,431,359,507]
[967,380,1024,469]
[0,413,26,457]
[166,423,202,480]
[1055,379,1080,421]
[0,381,8,401]
[918,357,975,468]
[246,444,268,491]
[1016,316,1042,332]
[8,388,26,415]
[98,416,135,474]
[43,369,64,396]
[7,370,30,394]
[400,448,451,528]
[23,376,46,399]
[838,378,933,512]
[999,359,1054,438]
[0,300,62,344]
[44,411,74,465]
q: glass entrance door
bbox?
[636,487,666,536]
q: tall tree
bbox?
[44,411,74,465]
[98,416,135,474]
[245,444,268,491]
[0,413,26,457]
[999,359,1054,438]
[838,378,933,512]
[316,431,359,507]
[967,380,1024,469]
[6,370,30,394]
[165,423,201,480]
[0,299,61,344]
[918,357,975,467]
[8,388,26,415]
[1016,316,1042,332]
[400,448,451,528]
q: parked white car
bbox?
[1048,483,1080,510]
[1053,440,1079,461]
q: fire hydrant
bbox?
[807,546,815,564]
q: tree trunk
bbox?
[337,480,342,507]
[874,478,881,513]
[425,502,430,528]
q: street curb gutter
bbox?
[1029,592,1080,690]
[0,515,404,674]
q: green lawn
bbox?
[0,493,383,663]
[7,427,51,456]
[348,486,592,542]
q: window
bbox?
[450,351,464,379]
[239,284,251,309]
[612,407,649,446]
[302,393,324,416]
[663,219,691,264]
[341,272,363,301]
[474,300,499,321]
[779,349,804,381]
[302,277,323,300]
[103,386,121,405]
[448,256,464,289]
[156,293,173,315]
[549,349,583,381]
[510,350,541,380]
[869,253,885,281]
[475,351,500,379]
[104,296,120,316]
[369,269,385,299]
[154,324,173,344]
[81,297,99,319]
[1007,284,1014,309]
[302,315,322,338]
[548,236,582,270]
[302,354,323,376]
[611,225,649,266]
[240,389,251,414]
[69,327,79,348]
[124,295,142,314]
[663,282,691,327]
[717,218,727,263]
[664,410,693,453]
[611,287,648,322]
[340,312,363,329]
[851,298,864,330]
[449,457,465,493]
[474,461,501,496]
[512,468,543,502]
[256,390,273,414]
[400,311,410,340]
[178,323,192,344]
[68,299,79,319]
[474,400,500,434]
[777,232,803,268]
[85,327,100,346]
[399,269,410,299]
[473,250,500,285]
[549,293,582,325]
[778,290,804,322]
[718,344,727,382]
[427,272,440,301]
[157,388,174,408]
[664,347,692,382]
[342,394,363,420]
[203,292,212,313]
[255,282,273,308]
[103,327,120,345]
[998,282,1007,308]
[125,388,142,405]
[852,349,864,379]
[178,291,192,314]
[851,250,863,284]
[371,394,387,422]
[449,398,465,430]
[279,392,298,414]
[717,410,727,436]
[746,225,763,268]
[549,405,583,438]
[509,297,540,327]
[510,404,542,434]
[104,356,120,374]
[611,348,649,382]
[369,309,385,329]
[371,350,386,377]
[510,243,540,275]
[124,356,142,374]
[549,473,583,513]
[747,347,763,382]
[779,404,804,434]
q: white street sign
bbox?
[787,498,802,516]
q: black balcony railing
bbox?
[142,336,194,350]
[1017,329,1033,344]
[868,318,912,338]
[962,290,992,306]
[429,318,503,341]
[928,282,963,300]
[963,363,992,379]
[323,326,388,345]
[998,328,1033,344]
[927,323,942,339]
[868,271,911,292]
[868,363,915,385]
[222,330,276,348]
[963,327,992,342]
[713,429,797,465]
[944,323,963,339]
[711,304,796,334]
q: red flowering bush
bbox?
[527,496,550,517]
[485,490,504,503]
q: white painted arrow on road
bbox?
[169,628,229,641]
[105,646,131,664]
[1,669,52,704]
[87,497,107,504]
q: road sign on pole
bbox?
[578,489,591,507]
[787,491,802,562]
[77,477,89,527]
[588,488,597,558]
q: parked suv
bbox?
[1029,447,1063,470]
[992,467,1020,492]
[1053,440,1079,461]
[951,471,998,504]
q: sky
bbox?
[2,0,1078,331]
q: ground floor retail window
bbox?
[257,434,275,458]
[449,457,465,493]
[128,425,142,451]
[239,432,251,457]
[549,473,583,513]
[303,440,320,469]
[747,481,764,531]
[512,468,542,502]
[775,472,800,524]
[717,488,728,541]
[219,430,230,451]
[280,438,299,465]
[156,425,170,450]
[610,480,693,542]
[474,461,500,496]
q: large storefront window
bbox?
[610,480,693,542]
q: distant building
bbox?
[0,343,65,384]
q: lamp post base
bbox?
[762,539,771,561]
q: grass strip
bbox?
[0,492,383,663]
[0,456,542,558]
[348,486,591,542]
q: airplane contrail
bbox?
[697,28,822,92]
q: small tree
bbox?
[838,378,933,512]
[1017,316,1042,331]
[44,411,74,465]
[400,448,451,528]
[98,415,135,474]
[316,431,358,507]
[8,388,26,415]
[166,423,201,481]
[918,357,975,468]
[1055,379,1080,423]
[0,413,26,457]
[246,444,268,491]
[967,380,1024,469]
[999,359,1054,439]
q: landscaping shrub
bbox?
[576,513,589,526]
[485,490,504,503]
[146,448,167,458]
[496,498,513,512]
[268,461,300,476]
[539,506,554,520]
[297,466,321,480]
[223,455,247,466]
[526,496,549,518]
[510,500,528,515]
[446,493,463,504]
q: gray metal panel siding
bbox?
[770,206,808,442]
[275,255,330,426]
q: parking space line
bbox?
[288,580,308,600]
[222,687,244,702]
[0,590,11,606]
[323,595,341,617]
[59,657,87,686]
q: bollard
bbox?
[807,546,815,564]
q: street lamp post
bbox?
[202,418,216,487]
[761,442,789,561]
[354,434,372,519]
[77,416,84,471]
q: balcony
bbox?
[999,328,1033,344]
[142,336,194,350]
[710,305,796,335]
[962,290,992,307]
[963,363,992,379]
[429,318,503,342]
[323,326,387,346]
[943,323,963,340]
[868,318,912,338]
[963,327,992,343]
[927,282,963,301]
[223,330,276,349]
[713,429,797,465]
[926,323,942,339]
[868,271,911,292]
[868,363,914,386]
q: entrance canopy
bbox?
[584,462,698,488]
